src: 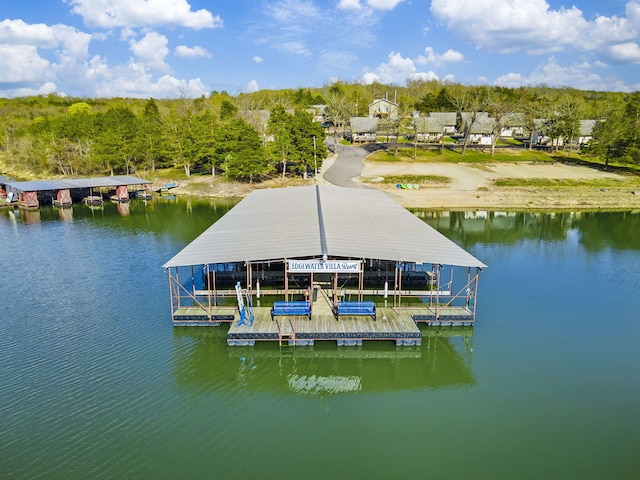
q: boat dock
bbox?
[163,185,485,348]
[172,287,473,346]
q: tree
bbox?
[137,98,165,173]
[215,118,270,182]
[267,105,294,179]
[588,109,627,167]
[486,87,520,156]
[93,106,139,174]
[449,86,490,155]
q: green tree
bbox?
[215,118,270,182]
[137,98,165,173]
[93,106,139,174]
[267,105,294,179]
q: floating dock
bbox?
[163,185,485,347]
[172,286,473,346]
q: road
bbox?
[321,143,385,188]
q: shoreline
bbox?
[169,156,640,211]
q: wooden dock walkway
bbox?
[173,288,474,345]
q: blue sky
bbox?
[0,0,639,98]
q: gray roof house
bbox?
[500,113,526,137]
[428,112,457,133]
[578,120,597,145]
[349,117,379,143]
[414,117,446,142]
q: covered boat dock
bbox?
[1,175,152,209]
[163,185,486,346]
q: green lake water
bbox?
[1,199,639,479]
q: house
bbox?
[500,113,526,137]
[467,118,496,145]
[531,118,563,148]
[368,98,398,119]
[460,111,489,131]
[578,120,597,145]
[414,117,446,142]
[428,112,457,134]
[349,117,379,143]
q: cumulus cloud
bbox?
[66,0,222,29]
[416,46,464,67]
[430,0,587,53]
[252,56,263,63]
[494,57,633,92]
[430,0,640,68]
[360,51,440,84]
[129,31,170,71]
[88,56,208,97]
[247,79,259,92]
[0,44,51,82]
[175,45,212,58]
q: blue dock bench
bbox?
[271,301,312,320]
[335,301,376,320]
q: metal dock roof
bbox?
[2,175,151,192]
[163,185,486,269]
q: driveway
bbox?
[321,143,385,188]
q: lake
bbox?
[1,199,639,479]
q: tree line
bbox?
[0,94,327,181]
[1,81,639,179]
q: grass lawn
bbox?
[361,174,451,186]
[367,146,555,164]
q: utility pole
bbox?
[313,135,317,179]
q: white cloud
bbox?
[0,45,52,82]
[605,42,640,64]
[338,0,361,9]
[252,56,263,63]
[360,51,440,84]
[416,46,464,67]
[0,81,58,98]
[247,79,259,92]
[175,45,212,58]
[129,31,170,71]
[494,57,634,92]
[264,0,320,23]
[367,0,404,10]
[89,57,208,97]
[431,0,640,67]
[66,0,222,29]
[431,0,587,54]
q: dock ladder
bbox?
[235,282,254,327]
[278,318,296,346]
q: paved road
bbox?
[321,143,386,188]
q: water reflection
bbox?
[1,197,236,244]
[171,327,475,395]
[415,210,640,251]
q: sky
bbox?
[0,0,639,99]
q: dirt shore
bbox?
[170,157,640,210]
[358,160,640,210]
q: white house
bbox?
[368,98,399,119]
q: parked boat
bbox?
[83,195,104,206]
[155,182,179,193]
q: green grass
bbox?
[361,174,451,186]
[494,177,640,188]
[367,146,555,164]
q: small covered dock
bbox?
[1,175,152,209]
[163,185,486,346]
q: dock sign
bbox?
[289,260,361,273]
